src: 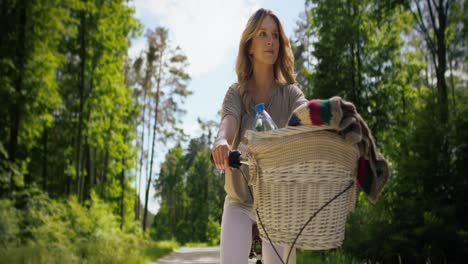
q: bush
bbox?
[0,188,174,264]
[297,249,359,264]
[205,216,220,246]
[0,199,20,247]
[143,240,180,262]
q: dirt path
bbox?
[152,246,257,264]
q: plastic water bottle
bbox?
[253,103,278,131]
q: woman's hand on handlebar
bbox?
[212,139,231,171]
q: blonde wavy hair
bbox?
[235,8,296,113]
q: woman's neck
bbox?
[251,64,275,94]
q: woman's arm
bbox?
[289,85,308,112]
[212,114,239,170]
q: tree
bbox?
[151,124,225,244]
[293,0,467,262]
[303,0,415,135]
[407,0,454,124]
[0,0,143,223]
[292,1,315,97]
[307,0,361,104]
[295,0,467,262]
[36,0,140,208]
[139,27,191,231]
[132,37,154,221]
[0,0,68,196]
[152,145,187,239]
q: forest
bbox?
[0,0,466,263]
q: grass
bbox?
[142,240,180,263]
[297,249,361,264]
[184,242,210,247]
[0,240,181,264]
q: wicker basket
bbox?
[245,126,359,250]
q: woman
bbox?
[212,8,307,264]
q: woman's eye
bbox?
[272,33,279,39]
[259,31,267,37]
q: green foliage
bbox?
[0,142,27,194]
[184,242,209,247]
[205,216,221,246]
[151,129,224,246]
[142,240,180,262]
[0,199,20,248]
[0,0,465,262]
[0,0,181,262]
[130,26,192,231]
[297,249,359,264]
[0,0,141,222]
[0,188,174,264]
[0,0,67,164]
[342,89,468,262]
[295,0,467,262]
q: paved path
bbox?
[152,246,257,264]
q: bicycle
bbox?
[225,129,359,264]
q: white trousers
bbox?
[220,197,286,264]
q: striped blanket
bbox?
[288,96,389,203]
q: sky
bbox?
[128,0,305,214]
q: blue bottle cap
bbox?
[255,103,264,113]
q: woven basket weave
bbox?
[245,126,359,250]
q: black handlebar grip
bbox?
[228,150,242,169]
[210,150,243,169]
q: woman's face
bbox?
[249,15,280,66]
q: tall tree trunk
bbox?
[142,97,153,224]
[93,147,97,189]
[143,84,153,223]
[9,0,27,164]
[8,0,27,195]
[82,139,91,202]
[414,0,452,199]
[143,48,164,232]
[76,10,86,201]
[120,156,126,230]
[66,159,72,196]
[346,0,358,106]
[81,74,95,202]
[435,0,449,124]
[88,145,95,196]
[101,113,114,200]
[102,139,110,199]
[137,47,156,221]
[143,45,157,219]
[144,106,152,191]
[448,55,456,115]
[136,91,148,221]
[304,2,311,97]
[355,2,363,113]
[79,137,87,203]
[42,127,48,190]
[415,0,450,123]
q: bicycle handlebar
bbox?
[210,150,246,169]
